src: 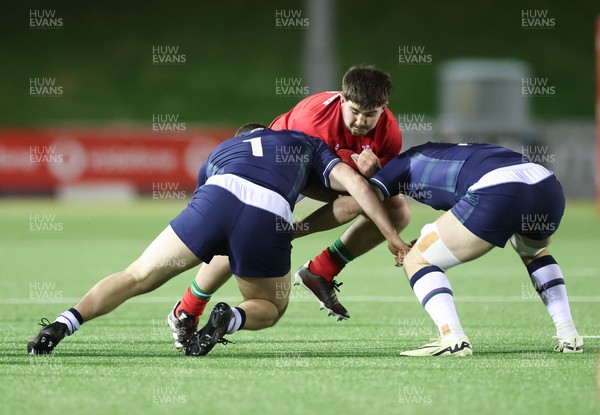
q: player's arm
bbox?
[369,154,409,200]
[328,162,406,257]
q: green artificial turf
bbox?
[1,199,599,414]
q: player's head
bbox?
[341,65,391,136]
[235,123,267,136]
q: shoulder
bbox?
[380,108,401,136]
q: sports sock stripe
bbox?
[421,287,453,307]
[526,255,557,274]
[409,265,444,289]
[536,278,565,293]
[191,280,213,300]
[329,239,354,264]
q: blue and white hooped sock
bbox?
[410,266,464,339]
[54,308,84,336]
[227,307,246,334]
[527,255,577,337]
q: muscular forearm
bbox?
[345,180,397,242]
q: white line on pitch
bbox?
[3,295,600,305]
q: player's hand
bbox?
[388,238,411,267]
[394,238,417,267]
[354,149,381,178]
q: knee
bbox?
[403,247,430,278]
[267,301,288,327]
[336,197,363,220]
[123,261,156,293]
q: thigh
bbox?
[128,225,202,288]
[403,210,494,277]
[235,274,290,313]
[435,210,495,262]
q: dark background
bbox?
[1,0,597,127]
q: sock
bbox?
[54,308,83,336]
[309,239,354,282]
[176,279,213,323]
[410,266,464,339]
[527,255,578,338]
[227,307,246,334]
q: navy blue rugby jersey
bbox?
[370,142,529,210]
[197,128,341,209]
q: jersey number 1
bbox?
[243,137,263,157]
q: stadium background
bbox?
[1,1,600,414]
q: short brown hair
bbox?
[235,122,267,136]
[342,65,392,109]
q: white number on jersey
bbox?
[243,137,263,157]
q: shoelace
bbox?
[218,337,234,345]
[331,280,343,293]
[38,317,51,327]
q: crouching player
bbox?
[27,124,405,356]
[369,142,583,356]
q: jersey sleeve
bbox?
[378,111,403,167]
[308,136,341,188]
[336,149,359,171]
[369,154,409,200]
[197,159,209,186]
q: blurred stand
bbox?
[303,0,337,92]
[437,59,534,143]
[399,58,595,199]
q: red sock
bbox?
[308,248,345,282]
[175,287,210,323]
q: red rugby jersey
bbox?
[270,91,402,169]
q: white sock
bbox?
[54,308,82,336]
[227,307,245,334]
[527,256,578,337]
[410,266,464,339]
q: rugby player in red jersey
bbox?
[269,66,411,319]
